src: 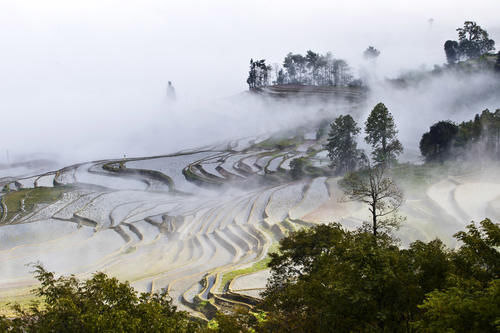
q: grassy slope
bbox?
[1,186,69,222]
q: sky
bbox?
[0,0,499,164]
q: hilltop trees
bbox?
[325,115,363,174]
[444,21,495,64]
[363,46,380,60]
[420,121,459,162]
[444,40,460,64]
[420,109,500,162]
[457,21,496,59]
[247,59,271,89]
[332,59,352,86]
[280,50,357,86]
[248,50,358,88]
[365,103,403,165]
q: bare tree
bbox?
[340,162,404,237]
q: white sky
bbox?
[0,0,499,163]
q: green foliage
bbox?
[290,157,307,179]
[315,119,330,140]
[419,120,459,162]
[259,224,444,332]
[414,219,500,332]
[444,21,496,63]
[444,40,460,64]
[1,186,69,222]
[452,218,500,284]
[208,219,500,332]
[456,21,495,60]
[219,256,272,292]
[325,115,363,174]
[203,309,264,333]
[420,109,500,162]
[364,102,403,165]
[415,279,500,332]
[2,265,199,332]
[255,135,301,150]
[4,220,500,332]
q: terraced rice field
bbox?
[1,125,499,319]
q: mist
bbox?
[1,0,499,165]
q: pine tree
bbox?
[325,115,363,174]
[365,103,403,165]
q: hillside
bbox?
[1,122,499,319]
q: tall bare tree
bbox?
[341,163,404,237]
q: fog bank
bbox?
[0,0,499,165]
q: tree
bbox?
[444,40,460,64]
[419,121,459,162]
[415,219,500,332]
[276,68,285,85]
[320,52,335,85]
[422,110,500,163]
[246,59,257,89]
[365,102,403,165]
[305,50,320,84]
[333,59,351,86]
[496,51,500,71]
[316,119,330,140]
[325,115,363,174]
[204,219,500,332]
[271,50,356,86]
[259,223,451,332]
[415,279,500,333]
[246,59,270,89]
[0,265,199,332]
[363,46,380,60]
[452,219,500,284]
[261,224,408,332]
[456,21,495,60]
[492,109,500,157]
[292,54,307,84]
[290,157,307,179]
[340,163,404,237]
[283,53,297,83]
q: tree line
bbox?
[3,219,499,332]
[420,108,500,162]
[247,50,362,89]
[444,21,496,65]
[212,218,500,332]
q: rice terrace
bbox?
[1,1,500,331]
